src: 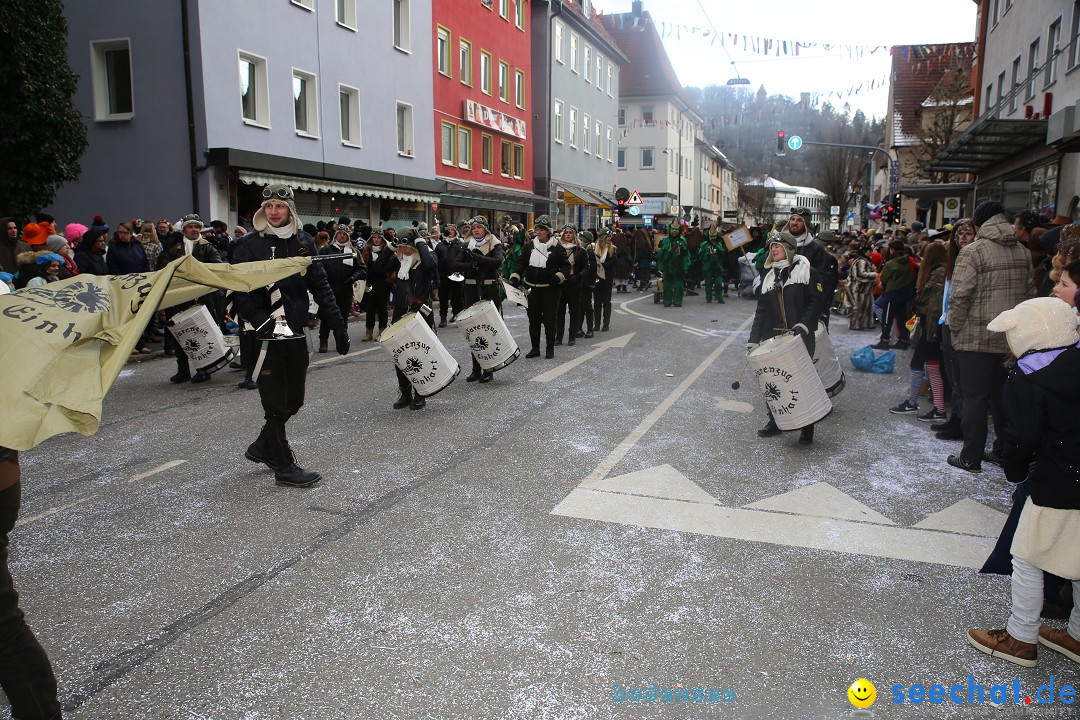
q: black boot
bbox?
[411,392,426,409]
[191,370,211,384]
[758,417,782,437]
[526,347,541,358]
[170,371,191,384]
[545,344,555,359]
[237,376,258,390]
[245,422,282,469]
[478,370,493,383]
[393,387,413,409]
[466,370,482,382]
[799,425,815,444]
[275,461,321,487]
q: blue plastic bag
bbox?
[850,345,895,374]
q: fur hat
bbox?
[987,297,1080,357]
[65,223,88,244]
[764,232,797,269]
[534,215,553,231]
[22,223,48,246]
[972,200,1005,228]
[253,184,299,236]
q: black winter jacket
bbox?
[435,238,461,276]
[362,243,399,288]
[451,234,505,285]
[796,237,838,308]
[1000,344,1080,509]
[510,239,570,288]
[156,235,222,270]
[319,242,366,290]
[392,241,438,312]
[230,231,342,335]
[749,258,824,353]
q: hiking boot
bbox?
[798,425,814,444]
[545,347,555,359]
[890,400,919,415]
[967,628,1037,668]
[478,370,493,383]
[947,455,982,474]
[466,370,482,382]
[1038,626,1080,664]
[411,394,426,410]
[918,408,947,422]
[362,330,374,342]
[191,370,211,384]
[393,389,412,410]
[526,348,540,358]
[274,462,321,488]
[169,371,191,384]
[245,425,283,470]
[758,419,781,438]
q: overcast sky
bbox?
[591,0,978,119]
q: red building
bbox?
[433,0,537,226]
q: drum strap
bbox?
[776,281,789,330]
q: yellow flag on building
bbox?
[0,255,311,451]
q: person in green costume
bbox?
[658,222,690,307]
[701,226,727,303]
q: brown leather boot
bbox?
[362,330,374,342]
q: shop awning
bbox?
[557,186,614,208]
[926,117,1048,174]
[238,171,440,204]
[898,182,975,201]
[440,178,549,213]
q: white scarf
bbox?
[397,252,417,280]
[761,254,810,293]
[561,241,577,269]
[596,245,609,279]
[529,238,556,268]
[468,235,497,254]
[793,231,811,247]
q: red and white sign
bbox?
[464,100,527,140]
[626,190,643,206]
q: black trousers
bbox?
[464,284,501,375]
[881,295,909,343]
[0,476,61,720]
[594,277,612,328]
[392,304,435,392]
[527,285,561,352]
[555,281,580,342]
[577,285,594,333]
[239,329,258,377]
[957,350,1007,464]
[365,285,390,331]
[256,337,309,421]
[941,325,963,422]
[319,287,353,344]
[439,275,463,320]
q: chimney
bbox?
[632,0,643,16]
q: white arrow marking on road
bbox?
[529,333,635,384]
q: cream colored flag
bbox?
[0,255,311,451]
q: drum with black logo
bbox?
[747,334,832,430]
[379,312,460,397]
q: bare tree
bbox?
[810,144,863,223]
[738,182,774,226]
[908,55,973,184]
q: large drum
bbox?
[170,304,235,374]
[748,334,832,430]
[455,299,520,372]
[812,325,845,397]
[379,312,460,397]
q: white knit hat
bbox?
[987,297,1079,357]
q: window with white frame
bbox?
[1046,18,1061,86]
[595,55,602,88]
[617,148,625,169]
[583,114,591,154]
[569,106,578,148]
[1010,55,1021,112]
[481,134,493,173]
[606,63,613,95]
[339,84,361,145]
[1071,1,1080,68]
[396,102,413,155]
[292,69,318,136]
[291,0,314,9]
[336,0,356,29]
[515,69,525,108]
[570,33,578,73]
[393,0,410,51]
[91,39,134,120]
[996,71,1006,115]
[499,61,509,102]
[514,0,524,30]
[437,27,452,76]
[513,143,524,179]
[1027,38,1040,100]
[584,45,591,83]
[554,99,564,143]
[606,127,613,162]
[481,51,492,94]
[617,107,625,126]
[499,0,509,20]
[460,39,473,85]
[641,147,654,169]
[238,51,268,126]
[441,121,456,165]
[555,22,564,63]
[595,121,602,159]
[458,127,472,168]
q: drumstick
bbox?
[731,355,751,390]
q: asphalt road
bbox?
[7,286,1073,719]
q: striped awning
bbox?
[238,171,440,204]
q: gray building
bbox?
[531,0,626,229]
[49,0,442,232]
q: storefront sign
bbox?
[464,100,527,140]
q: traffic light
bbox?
[617,197,626,217]
[777,130,786,152]
[891,192,901,224]
[884,201,895,225]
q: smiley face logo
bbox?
[847,678,876,709]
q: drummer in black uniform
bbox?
[746,232,824,444]
[452,215,505,383]
[389,231,439,410]
[230,184,350,487]
[509,215,570,359]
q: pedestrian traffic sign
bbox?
[626,190,643,206]
[787,135,803,151]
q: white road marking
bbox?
[16,460,187,528]
[681,328,709,337]
[530,333,636,384]
[553,465,1005,570]
[618,293,727,335]
[573,315,754,486]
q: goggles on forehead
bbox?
[262,185,294,200]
